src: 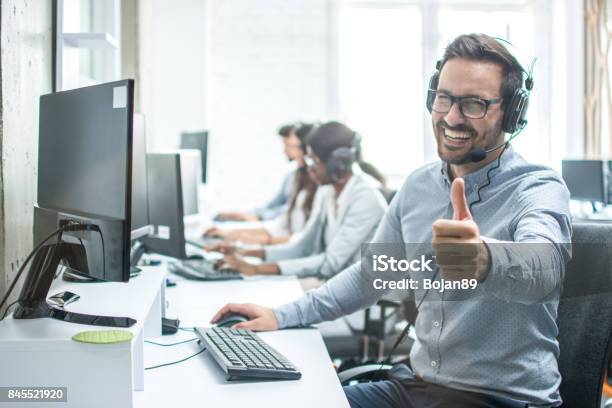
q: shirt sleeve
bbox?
[481,172,572,304]
[265,190,325,264]
[254,170,294,220]
[274,187,405,328]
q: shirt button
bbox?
[430,360,438,368]
[433,321,440,327]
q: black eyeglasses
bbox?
[429,90,503,119]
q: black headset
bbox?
[325,132,362,180]
[426,57,534,135]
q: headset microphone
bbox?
[469,141,508,163]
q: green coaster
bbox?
[72,330,134,344]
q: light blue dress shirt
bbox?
[275,146,572,406]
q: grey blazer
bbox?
[265,174,388,279]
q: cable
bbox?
[0,223,104,321]
[144,345,207,370]
[145,337,198,347]
[468,144,506,213]
[0,226,68,318]
[179,327,195,333]
[0,300,18,321]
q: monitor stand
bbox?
[13,242,136,328]
[62,268,103,283]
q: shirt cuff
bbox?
[480,236,518,301]
[274,302,304,329]
[265,244,292,263]
[276,259,303,277]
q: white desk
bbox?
[134,275,349,408]
[0,266,166,408]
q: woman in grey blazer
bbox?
[207,122,388,280]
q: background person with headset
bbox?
[215,123,302,222]
[211,34,572,407]
[207,121,388,279]
[205,123,318,244]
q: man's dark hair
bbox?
[440,34,525,105]
[278,123,297,138]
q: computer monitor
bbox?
[180,131,208,183]
[142,153,188,260]
[12,80,140,327]
[179,149,201,216]
[561,159,608,204]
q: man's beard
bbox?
[435,120,503,165]
[436,121,477,165]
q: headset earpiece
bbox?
[501,87,530,134]
[325,132,359,181]
[326,147,355,178]
[426,61,442,113]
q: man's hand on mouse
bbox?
[211,303,279,331]
[431,178,491,282]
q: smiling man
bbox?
[211,34,571,407]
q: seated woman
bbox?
[205,123,318,244]
[207,121,388,279]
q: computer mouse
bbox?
[215,313,250,328]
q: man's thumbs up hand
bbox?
[432,178,490,282]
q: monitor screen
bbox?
[561,160,606,203]
[38,80,133,221]
[180,131,208,183]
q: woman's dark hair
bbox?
[440,33,525,106]
[307,121,386,186]
[278,123,297,138]
[286,122,317,232]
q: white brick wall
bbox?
[140,0,339,211]
[0,0,53,310]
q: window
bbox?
[55,0,121,91]
[339,5,423,181]
[339,0,559,184]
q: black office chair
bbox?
[323,299,412,369]
[556,222,612,407]
[339,222,612,408]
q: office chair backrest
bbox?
[557,222,612,407]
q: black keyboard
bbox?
[195,327,301,381]
[168,260,243,281]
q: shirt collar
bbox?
[439,145,515,192]
[336,174,358,208]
